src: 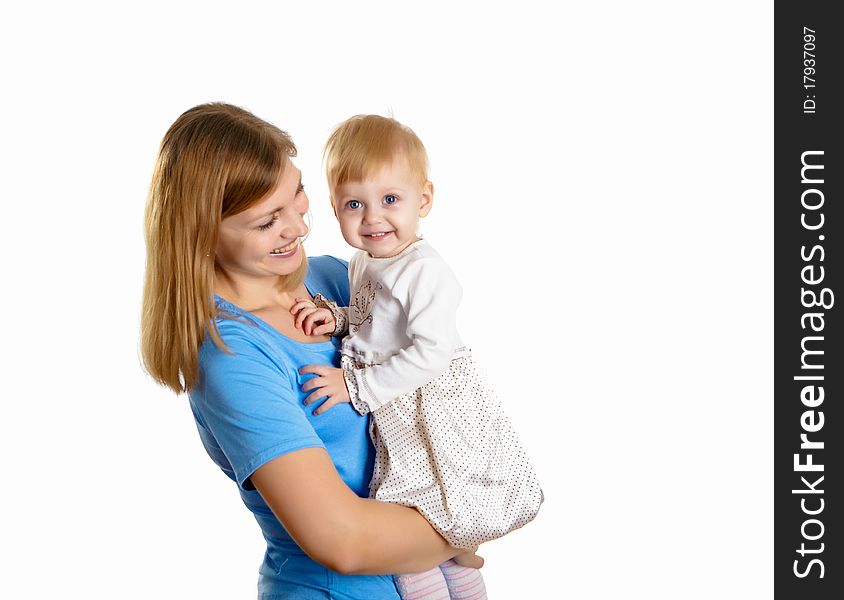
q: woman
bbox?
[141,103,481,599]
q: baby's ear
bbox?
[419,181,434,217]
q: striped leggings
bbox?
[394,560,487,600]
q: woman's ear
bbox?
[418,181,434,217]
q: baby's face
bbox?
[331,155,432,258]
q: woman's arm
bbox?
[198,297,479,574]
[251,447,471,575]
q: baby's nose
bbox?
[363,205,383,223]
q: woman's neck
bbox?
[214,270,301,313]
[214,268,324,343]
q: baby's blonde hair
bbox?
[325,115,429,194]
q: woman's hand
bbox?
[299,365,351,414]
[291,297,337,336]
[452,548,484,569]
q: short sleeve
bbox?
[193,325,325,491]
[306,255,350,306]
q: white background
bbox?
[1,1,772,598]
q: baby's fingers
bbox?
[301,374,328,393]
[303,388,328,406]
[290,299,315,313]
[313,395,345,415]
[302,309,333,336]
[299,364,328,377]
[311,321,335,336]
[294,307,319,330]
[290,299,316,317]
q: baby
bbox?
[294,115,543,599]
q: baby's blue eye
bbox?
[384,194,398,205]
[347,200,362,210]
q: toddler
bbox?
[294,115,543,599]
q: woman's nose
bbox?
[280,212,308,239]
[280,193,310,238]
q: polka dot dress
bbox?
[343,351,544,549]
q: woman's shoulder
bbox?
[201,309,266,360]
[198,297,275,360]
[306,255,350,305]
[198,306,302,399]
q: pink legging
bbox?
[394,560,487,600]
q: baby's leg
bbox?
[440,560,487,600]
[394,567,450,600]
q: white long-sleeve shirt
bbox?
[341,239,466,413]
[314,240,544,548]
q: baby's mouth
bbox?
[364,232,393,239]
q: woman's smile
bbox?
[269,239,301,257]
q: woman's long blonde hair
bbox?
[141,102,306,393]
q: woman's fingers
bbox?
[452,550,484,569]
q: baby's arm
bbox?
[291,295,352,414]
[290,295,349,337]
[345,256,461,415]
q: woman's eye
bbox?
[298,183,305,193]
[347,200,362,210]
[384,194,398,205]
[257,215,278,231]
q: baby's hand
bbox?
[299,365,351,415]
[290,297,336,336]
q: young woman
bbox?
[140,102,481,599]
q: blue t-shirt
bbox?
[189,256,400,599]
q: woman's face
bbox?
[215,160,309,281]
